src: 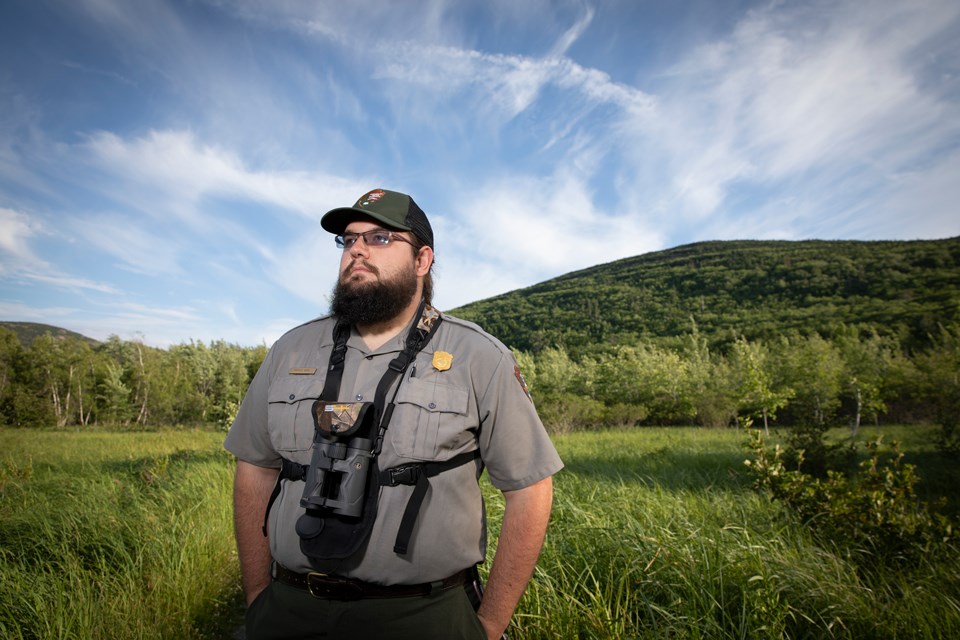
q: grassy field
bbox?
[0,429,242,640]
[1,425,957,639]
[511,426,959,639]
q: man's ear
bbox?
[415,246,433,277]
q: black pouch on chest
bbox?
[296,400,379,562]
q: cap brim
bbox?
[320,207,414,235]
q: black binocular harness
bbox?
[263,301,480,557]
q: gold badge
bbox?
[432,351,453,372]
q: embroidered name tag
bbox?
[289,367,318,375]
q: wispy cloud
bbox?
[2,0,957,347]
[0,208,120,292]
[61,60,138,87]
[549,3,596,58]
[21,270,121,294]
[0,300,78,322]
[445,171,665,289]
[53,129,368,309]
[78,130,358,221]
[0,208,46,271]
[68,213,185,277]
[642,0,960,233]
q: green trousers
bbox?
[245,580,487,640]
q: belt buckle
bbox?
[306,572,363,600]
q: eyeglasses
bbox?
[335,229,416,250]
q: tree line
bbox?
[0,328,266,429]
[514,322,959,445]
[2,323,957,447]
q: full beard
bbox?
[331,262,419,327]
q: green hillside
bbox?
[0,321,99,348]
[2,238,957,430]
[451,238,960,354]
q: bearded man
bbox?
[225,188,563,640]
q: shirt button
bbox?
[356,394,364,401]
[289,394,295,401]
[428,402,437,409]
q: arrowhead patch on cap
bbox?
[357,189,385,207]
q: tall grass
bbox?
[2,426,957,639]
[0,430,241,639]
[487,426,960,639]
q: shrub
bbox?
[536,393,607,434]
[744,429,955,566]
[782,422,854,477]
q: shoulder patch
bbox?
[514,365,533,402]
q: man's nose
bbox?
[349,235,371,256]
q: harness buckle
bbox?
[388,464,423,486]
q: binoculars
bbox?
[299,401,377,518]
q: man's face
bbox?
[338,220,418,290]
[331,219,432,326]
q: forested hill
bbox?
[451,237,960,355]
[0,322,99,347]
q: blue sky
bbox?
[2,0,958,348]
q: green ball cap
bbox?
[321,188,434,249]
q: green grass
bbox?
[490,426,960,639]
[0,429,242,640]
[2,425,957,639]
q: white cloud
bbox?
[372,42,654,128]
[611,0,960,235]
[0,300,78,323]
[110,301,201,323]
[549,4,595,58]
[0,208,46,271]
[263,225,341,311]
[68,213,184,277]
[0,209,121,292]
[79,130,363,222]
[3,0,958,348]
[444,173,664,296]
[21,270,121,294]
[868,148,960,240]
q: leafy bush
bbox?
[744,429,955,565]
[600,402,648,428]
[781,422,854,477]
[536,393,607,434]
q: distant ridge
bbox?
[451,237,960,354]
[3,238,958,354]
[0,322,100,348]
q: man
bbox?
[225,188,563,639]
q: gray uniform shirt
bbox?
[224,312,563,585]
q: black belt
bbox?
[273,564,467,600]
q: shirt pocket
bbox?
[267,377,324,454]
[391,377,469,461]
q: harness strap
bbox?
[380,450,480,555]
[371,304,440,455]
[263,458,310,536]
[320,321,351,401]
[263,300,445,547]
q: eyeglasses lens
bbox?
[335,231,395,249]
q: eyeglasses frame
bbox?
[335,228,418,250]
